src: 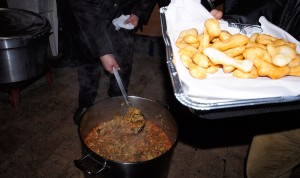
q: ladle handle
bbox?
[113,67,131,106]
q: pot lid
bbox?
[0,8,50,39]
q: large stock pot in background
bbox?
[0,8,51,84]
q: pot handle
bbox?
[74,154,108,175]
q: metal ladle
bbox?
[113,67,131,107]
[113,67,145,134]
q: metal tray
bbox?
[159,7,300,118]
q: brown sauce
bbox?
[84,108,172,163]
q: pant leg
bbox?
[246,128,300,178]
[75,27,101,108]
[107,25,135,96]
[77,61,101,108]
[57,0,101,108]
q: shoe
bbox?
[73,107,87,125]
[52,55,77,68]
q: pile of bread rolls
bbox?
[176,18,300,79]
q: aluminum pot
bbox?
[0,8,51,84]
[75,96,178,178]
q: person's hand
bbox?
[210,9,223,20]
[124,14,139,27]
[99,54,120,73]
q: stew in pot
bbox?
[84,107,172,162]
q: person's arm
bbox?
[202,0,224,11]
[223,0,300,40]
[210,9,223,20]
[71,0,119,73]
[131,0,156,30]
[100,54,120,73]
[124,14,139,28]
[71,0,114,58]
[222,0,285,25]
[209,0,300,40]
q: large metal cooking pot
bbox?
[0,8,51,84]
[75,96,178,178]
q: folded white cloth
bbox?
[112,14,134,31]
